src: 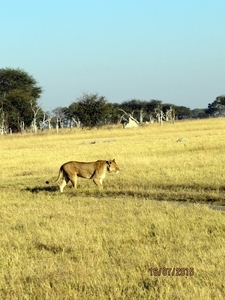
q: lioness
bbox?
[46,159,119,192]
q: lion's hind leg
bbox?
[59,172,70,193]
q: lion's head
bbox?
[106,159,120,173]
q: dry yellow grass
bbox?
[0,118,225,299]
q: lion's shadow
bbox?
[25,186,58,193]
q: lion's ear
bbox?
[112,159,115,162]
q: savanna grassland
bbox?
[0,118,225,300]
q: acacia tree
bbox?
[0,68,43,132]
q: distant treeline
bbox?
[0,67,224,133]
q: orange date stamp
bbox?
[149,267,194,276]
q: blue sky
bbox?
[1,0,225,110]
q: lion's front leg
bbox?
[69,174,78,189]
[93,178,103,189]
[93,173,105,189]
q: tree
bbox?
[163,104,176,123]
[207,95,225,116]
[38,110,54,130]
[191,108,209,119]
[74,93,113,128]
[0,68,43,132]
[64,102,81,127]
[119,99,146,123]
[175,105,192,119]
[52,107,66,132]
[146,100,163,114]
[117,99,177,125]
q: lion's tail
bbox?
[46,166,63,185]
